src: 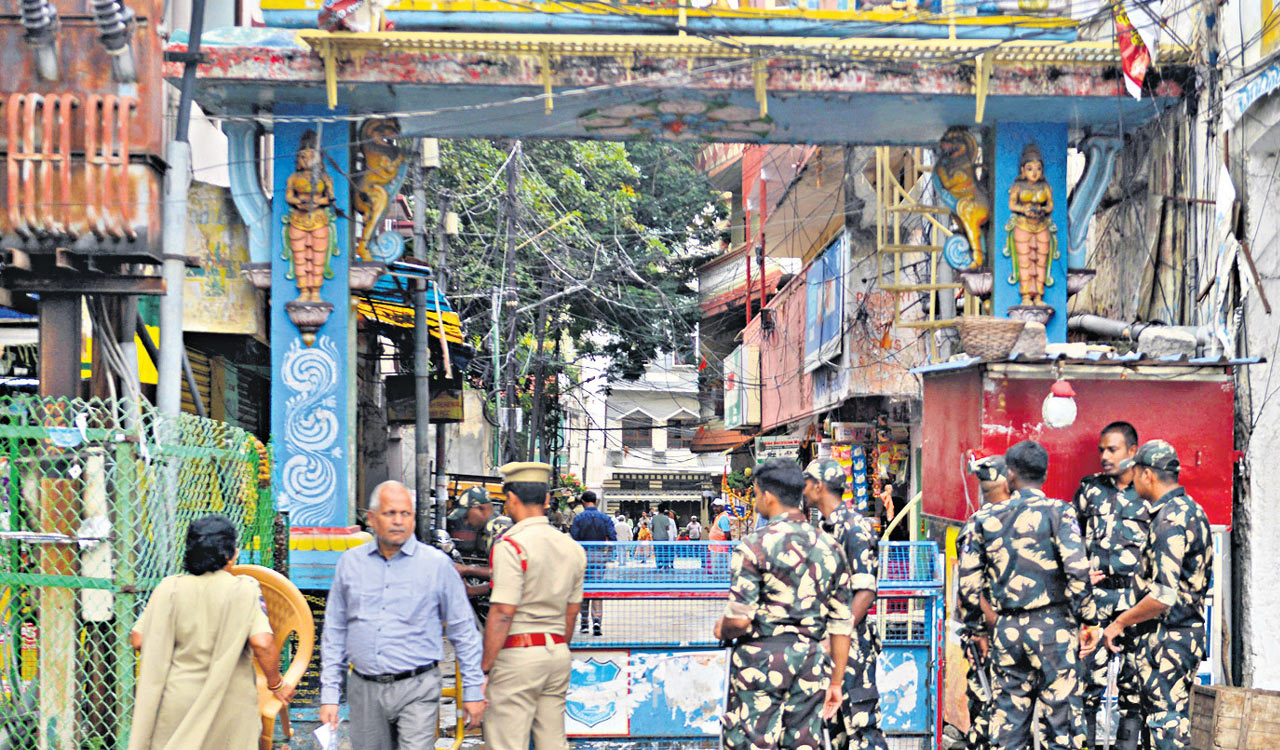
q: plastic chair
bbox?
[231,564,315,750]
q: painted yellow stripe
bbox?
[263,0,1079,27]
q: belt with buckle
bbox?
[353,662,437,684]
[504,633,566,649]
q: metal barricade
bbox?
[876,541,945,750]
[566,539,944,749]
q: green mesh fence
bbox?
[0,396,273,750]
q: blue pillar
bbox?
[992,122,1069,343]
[271,112,353,528]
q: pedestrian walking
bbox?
[688,515,703,540]
[450,486,514,595]
[958,440,1100,750]
[651,502,675,571]
[1089,441,1212,750]
[1073,422,1145,749]
[483,462,587,750]
[802,458,889,750]
[614,514,633,542]
[957,455,1010,750]
[319,481,486,749]
[714,458,853,750]
[569,490,615,635]
[128,515,295,750]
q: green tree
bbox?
[425,138,723,460]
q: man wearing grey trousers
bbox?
[320,481,487,748]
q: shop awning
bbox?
[356,298,464,344]
[690,428,754,453]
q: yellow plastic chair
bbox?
[232,564,315,750]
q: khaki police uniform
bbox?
[483,462,587,750]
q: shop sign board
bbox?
[724,344,760,429]
[755,436,803,463]
[804,233,847,373]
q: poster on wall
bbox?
[804,233,847,373]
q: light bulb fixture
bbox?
[1042,379,1078,429]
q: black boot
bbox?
[1085,712,1098,750]
[1114,715,1144,750]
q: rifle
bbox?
[963,636,992,704]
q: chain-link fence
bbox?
[0,396,274,750]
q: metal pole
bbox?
[158,0,207,416]
[413,142,433,541]
[38,295,81,398]
[434,194,451,531]
[501,142,521,464]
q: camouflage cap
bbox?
[968,454,1007,483]
[804,458,848,490]
[457,486,493,510]
[1118,439,1180,473]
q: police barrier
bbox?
[567,540,943,748]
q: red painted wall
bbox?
[923,368,1235,527]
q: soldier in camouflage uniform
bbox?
[715,458,854,750]
[1092,441,1212,750]
[959,440,1100,750]
[451,486,513,589]
[957,454,1010,750]
[1073,422,1145,750]
[802,458,889,750]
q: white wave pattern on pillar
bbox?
[282,335,342,526]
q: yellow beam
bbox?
[293,29,1192,66]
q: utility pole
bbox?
[413,139,433,540]
[433,188,451,531]
[500,141,522,464]
[527,270,551,461]
[158,0,208,416]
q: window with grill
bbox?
[621,415,653,449]
[667,418,696,450]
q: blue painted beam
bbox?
[261,9,1079,41]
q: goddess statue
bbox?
[1004,142,1058,306]
[283,130,337,305]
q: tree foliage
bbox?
[430,139,725,383]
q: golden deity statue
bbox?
[353,117,406,261]
[1004,142,1058,306]
[283,130,338,304]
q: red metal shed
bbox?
[919,357,1246,528]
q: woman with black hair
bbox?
[127,515,294,750]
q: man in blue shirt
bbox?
[569,490,615,635]
[319,481,486,749]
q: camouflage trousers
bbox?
[1083,633,1143,721]
[1134,626,1205,750]
[723,635,828,750]
[990,607,1084,750]
[965,659,992,750]
[1085,593,1143,725]
[827,645,889,750]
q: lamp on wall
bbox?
[1042,379,1078,429]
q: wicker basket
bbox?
[953,316,1026,360]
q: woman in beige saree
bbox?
[128,515,295,750]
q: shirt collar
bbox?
[1147,486,1187,514]
[365,534,420,558]
[512,515,551,530]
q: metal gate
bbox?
[0,396,275,750]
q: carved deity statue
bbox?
[1004,142,1058,306]
[934,126,991,269]
[353,117,407,261]
[283,130,338,305]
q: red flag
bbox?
[698,357,708,371]
[1114,3,1150,99]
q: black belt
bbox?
[353,662,437,684]
[999,602,1069,617]
[1096,574,1131,589]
